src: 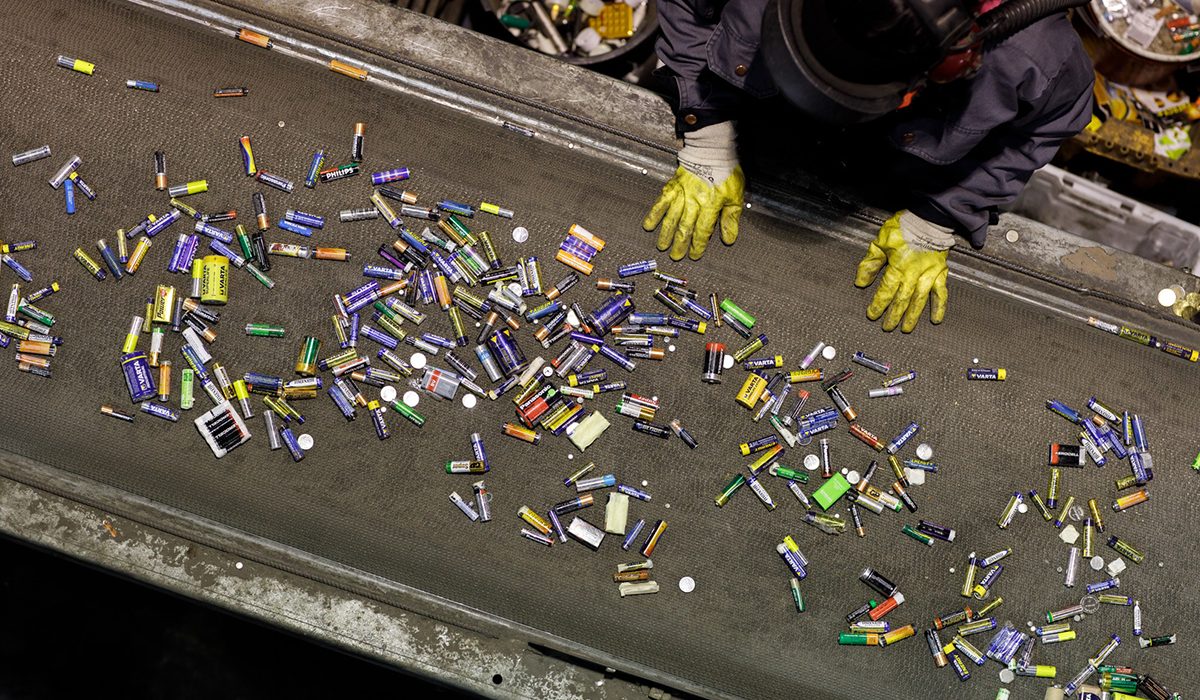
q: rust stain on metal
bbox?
[1061,246,1118,282]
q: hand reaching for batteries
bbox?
[854,211,954,333]
[643,166,744,261]
[642,121,743,261]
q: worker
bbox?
[642,0,1095,332]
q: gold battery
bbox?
[200,255,230,305]
[126,236,151,274]
[152,284,176,323]
[736,373,767,409]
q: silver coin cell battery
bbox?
[567,516,606,550]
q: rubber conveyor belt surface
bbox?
[0,1,1195,697]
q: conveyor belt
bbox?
[0,2,1196,698]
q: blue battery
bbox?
[244,372,283,391]
[2,254,33,282]
[63,179,76,214]
[363,264,406,280]
[486,328,526,376]
[278,219,313,237]
[121,352,158,402]
[618,259,657,278]
[622,519,645,550]
[256,171,294,193]
[304,150,325,189]
[436,199,474,217]
[285,209,325,229]
[140,401,179,422]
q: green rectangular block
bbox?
[812,472,851,511]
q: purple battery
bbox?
[121,352,158,402]
[167,233,189,272]
[362,325,399,349]
[559,237,598,261]
[371,168,410,185]
[146,209,181,238]
[417,269,435,304]
[194,220,233,244]
[177,234,200,274]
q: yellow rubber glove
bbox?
[642,122,743,261]
[854,211,953,333]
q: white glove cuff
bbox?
[899,210,956,251]
[678,121,738,186]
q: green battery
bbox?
[245,323,285,338]
[180,368,194,410]
[769,465,808,483]
[17,301,54,326]
[714,474,746,507]
[235,224,254,260]
[446,214,476,245]
[902,524,934,546]
[838,632,876,646]
[789,578,805,612]
[245,263,275,289]
[719,298,756,328]
[295,336,319,376]
[812,472,851,511]
[389,399,426,426]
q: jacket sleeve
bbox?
[898,15,1095,247]
[655,0,776,134]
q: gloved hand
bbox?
[854,211,954,333]
[642,122,744,261]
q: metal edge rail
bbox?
[0,444,728,700]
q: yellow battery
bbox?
[736,373,767,409]
[191,258,204,297]
[589,2,634,39]
[200,255,230,305]
[69,58,95,75]
[151,284,176,323]
[518,506,552,535]
[788,369,823,383]
[174,180,207,196]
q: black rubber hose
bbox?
[977,0,1091,43]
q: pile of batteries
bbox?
[495,0,649,60]
[19,43,1188,698]
[839,567,914,649]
